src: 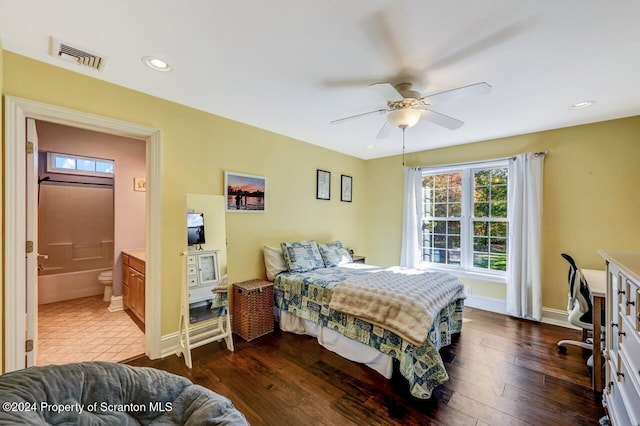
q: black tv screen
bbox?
[187,212,205,246]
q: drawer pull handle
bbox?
[627,300,635,306]
[611,322,618,328]
[619,331,626,337]
[618,289,626,295]
[616,371,625,379]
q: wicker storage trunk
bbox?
[232,279,274,341]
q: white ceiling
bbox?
[1,1,639,159]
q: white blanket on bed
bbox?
[329,267,465,346]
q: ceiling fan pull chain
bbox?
[402,127,406,166]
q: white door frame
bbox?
[25,118,39,366]
[4,96,163,371]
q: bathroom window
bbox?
[47,153,114,177]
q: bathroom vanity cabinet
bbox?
[122,250,145,324]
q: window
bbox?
[421,160,509,277]
[48,153,114,176]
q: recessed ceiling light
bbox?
[570,100,595,110]
[142,56,171,72]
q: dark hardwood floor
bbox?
[128,307,606,425]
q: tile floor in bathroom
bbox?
[37,295,144,366]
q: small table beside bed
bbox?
[263,240,466,399]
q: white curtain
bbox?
[400,167,423,268]
[506,153,545,320]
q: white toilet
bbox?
[98,270,113,302]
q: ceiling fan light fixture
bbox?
[388,108,421,129]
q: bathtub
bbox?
[38,268,112,305]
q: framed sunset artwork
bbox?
[224,171,266,213]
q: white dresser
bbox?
[599,250,640,426]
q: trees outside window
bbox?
[421,162,508,275]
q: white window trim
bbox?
[47,152,114,177]
[420,158,509,282]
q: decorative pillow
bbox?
[318,240,353,267]
[280,241,325,272]
[263,245,288,281]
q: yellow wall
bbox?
[365,117,640,310]
[1,52,367,339]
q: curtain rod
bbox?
[415,150,549,170]
[512,150,549,160]
[532,150,549,157]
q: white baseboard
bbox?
[108,296,124,312]
[540,307,580,330]
[464,294,507,315]
[161,333,179,358]
[464,294,575,329]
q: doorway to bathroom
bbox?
[4,96,163,372]
[34,120,146,366]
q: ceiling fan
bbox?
[330,81,491,139]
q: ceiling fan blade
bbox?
[376,120,392,139]
[361,10,405,71]
[426,20,533,73]
[330,109,387,125]
[369,82,404,101]
[422,82,491,105]
[322,77,386,88]
[420,109,464,130]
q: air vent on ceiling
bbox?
[49,37,106,71]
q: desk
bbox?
[582,268,606,392]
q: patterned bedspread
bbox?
[273,265,465,399]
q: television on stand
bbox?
[187,212,205,247]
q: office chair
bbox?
[557,253,594,359]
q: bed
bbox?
[266,241,466,399]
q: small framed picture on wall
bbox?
[133,177,146,192]
[341,175,352,202]
[316,169,331,200]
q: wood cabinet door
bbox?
[122,265,145,323]
[135,274,145,321]
[122,266,131,312]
